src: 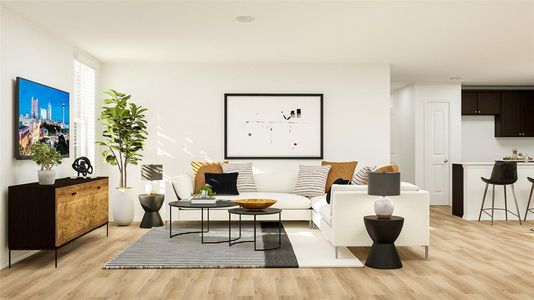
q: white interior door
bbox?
[425,102,450,205]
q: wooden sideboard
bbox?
[8,177,109,267]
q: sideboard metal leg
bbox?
[8,249,11,268]
[425,246,429,259]
[335,246,339,259]
[54,249,58,268]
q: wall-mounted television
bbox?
[16,77,70,159]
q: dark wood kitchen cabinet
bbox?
[462,91,501,115]
[495,91,534,137]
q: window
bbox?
[73,59,96,164]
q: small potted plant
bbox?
[30,142,62,185]
[197,184,216,198]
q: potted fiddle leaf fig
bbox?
[30,142,62,185]
[98,89,148,226]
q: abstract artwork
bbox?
[225,94,323,159]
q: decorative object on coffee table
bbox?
[228,207,282,251]
[139,194,165,228]
[72,156,93,178]
[368,172,400,218]
[141,164,163,194]
[234,199,277,211]
[168,200,238,243]
[364,215,404,269]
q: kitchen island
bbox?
[452,162,534,221]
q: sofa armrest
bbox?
[330,190,429,247]
[171,174,194,200]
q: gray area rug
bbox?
[104,222,298,269]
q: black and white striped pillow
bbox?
[222,162,257,192]
[352,166,377,185]
[293,165,331,198]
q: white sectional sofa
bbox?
[172,171,430,258]
[173,172,313,221]
[311,183,430,258]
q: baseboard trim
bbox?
[0,250,40,270]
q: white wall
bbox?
[0,7,99,268]
[390,84,415,183]
[462,116,534,161]
[101,63,391,221]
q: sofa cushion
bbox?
[331,182,420,193]
[192,162,224,192]
[254,172,297,193]
[216,192,311,209]
[222,162,257,192]
[294,165,331,197]
[352,166,376,185]
[205,172,239,195]
[321,161,357,191]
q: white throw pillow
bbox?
[352,166,376,185]
[172,174,193,200]
[222,162,258,192]
[293,165,331,198]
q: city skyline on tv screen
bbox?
[17,77,70,158]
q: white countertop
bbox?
[455,161,534,166]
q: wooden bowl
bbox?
[234,199,277,211]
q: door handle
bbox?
[444,159,449,163]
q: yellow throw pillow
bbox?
[191,161,226,193]
[321,161,358,191]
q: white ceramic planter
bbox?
[38,170,56,185]
[374,196,395,218]
[113,188,135,226]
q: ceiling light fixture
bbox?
[236,16,255,23]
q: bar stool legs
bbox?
[478,184,522,225]
[525,183,534,221]
[510,185,522,225]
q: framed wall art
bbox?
[224,93,323,159]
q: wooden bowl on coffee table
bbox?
[234,199,277,211]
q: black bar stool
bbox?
[524,177,534,221]
[478,161,522,225]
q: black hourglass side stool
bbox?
[524,177,534,221]
[478,161,522,225]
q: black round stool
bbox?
[139,194,165,228]
[364,215,404,269]
[525,177,534,221]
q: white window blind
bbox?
[73,59,96,165]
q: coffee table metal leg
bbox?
[253,215,257,251]
[279,212,282,248]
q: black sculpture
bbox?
[72,156,93,178]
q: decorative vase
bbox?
[113,188,135,226]
[374,196,394,219]
[38,170,56,185]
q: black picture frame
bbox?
[224,93,324,159]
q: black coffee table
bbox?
[168,200,238,243]
[228,207,282,251]
[364,215,404,269]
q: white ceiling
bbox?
[2,1,534,85]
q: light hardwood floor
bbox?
[1,206,533,299]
